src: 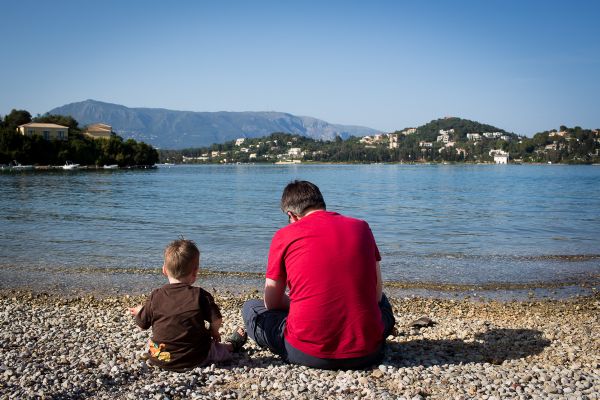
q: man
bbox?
[243,180,395,369]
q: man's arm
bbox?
[264,277,290,310]
[375,261,383,303]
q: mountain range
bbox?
[48,100,379,149]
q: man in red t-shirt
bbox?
[242,180,395,369]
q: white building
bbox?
[549,131,567,137]
[235,138,246,146]
[489,149,509,164]
[288,148,303,157]
[389,134,399,149]
[436,134,450,143]
[483,132,503,139]
[438,142,456,153]
[419,141,433,148]
[494,154,509,164]
[466,133,481,140]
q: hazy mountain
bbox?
[48,100,379,149]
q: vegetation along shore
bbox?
[1,287,598,399]
[0,110,158,168]
[162,119,600,165]
[2,108,599,167]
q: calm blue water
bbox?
[1,164,599,286]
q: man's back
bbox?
[266,210,384,358]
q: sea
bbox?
[1,164,599,299]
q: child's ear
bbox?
[162,264,168,276]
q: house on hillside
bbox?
[436,129,453,143]
[17,123,69,141]
[489,149,509,164]
[389,134,399,149]
[83,123,113,140]
[288,148,303,157]
[549,131,567,138]
[494,154,509,164]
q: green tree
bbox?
[34,114,79,131]
[3,109,32,131]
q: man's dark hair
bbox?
[280,180,326,216]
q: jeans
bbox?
[242,293,395,370]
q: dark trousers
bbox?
[242,293,395,370]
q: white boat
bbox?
[62,161,80,170]
[155,163,175,167]
[103,164,119,169]
[10,160,34,170]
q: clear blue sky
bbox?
[1,0,598,136]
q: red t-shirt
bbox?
[266,210,383,359]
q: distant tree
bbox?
[0,130,25,163]
[34,114,79,131]
[3,109,32,131]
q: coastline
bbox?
[1,263,598,301]
[1,287,598,399]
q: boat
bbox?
[274,160,302,165]
[103,164,119,169]
[155,163,175,167]
[62,161,80,170]
[10,160,34,171]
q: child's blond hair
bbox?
[163,239,200,279]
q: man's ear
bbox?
[288,211,300,223]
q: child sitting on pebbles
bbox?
[129,238,246,370]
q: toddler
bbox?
[129,239,246,370]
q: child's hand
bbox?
[128,305,142,316]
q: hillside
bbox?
[411,117,516,141]
[48,100,379,149]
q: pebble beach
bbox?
[2,287,599,400]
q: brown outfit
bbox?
[135,283,222,370]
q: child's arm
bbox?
[209,317,223,342]
[200,289,224,341]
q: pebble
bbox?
[0,289,599,399]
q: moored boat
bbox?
[62,161,80,170]
[103,164,119,169]
[10,160,34,170]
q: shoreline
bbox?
[3,162,600,170]
[1,288,598,399]
[1,263,598,301]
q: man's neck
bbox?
[298,208,324,219]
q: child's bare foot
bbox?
[226,327,247,353]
